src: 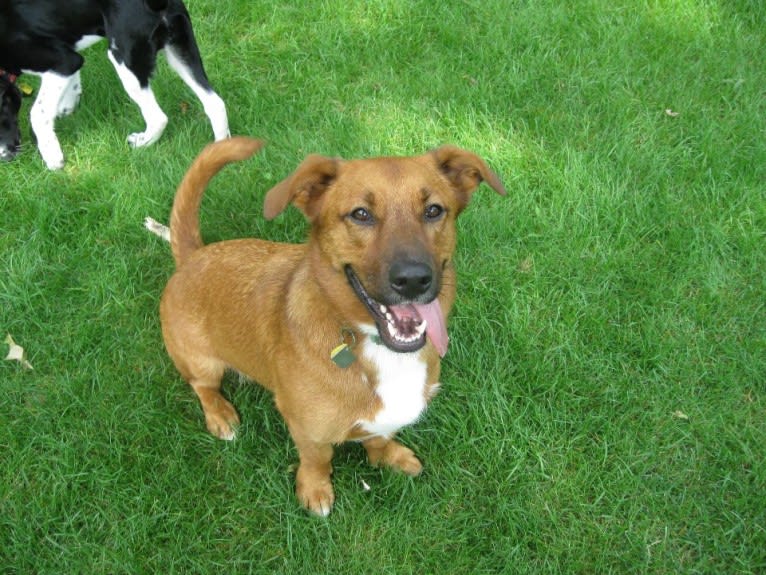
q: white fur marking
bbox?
[107,51,168,147]
[144,217,171,242]
[164,48,230,140]
[57,71,81,117]
[75,35,103,51]
[356,326,428,439]
[30,72,73,169]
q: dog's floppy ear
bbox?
[263,155,340,221]
[431,145,506,211]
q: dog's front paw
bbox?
[386,445,423,476]
[203,401,240,441]
[366,439,423,476]
[127,131,157,148]
[297,479,335,517]
[127,116,167,148]
[42,150,65,170]
[37,136,65,170]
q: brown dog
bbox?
[160,136,506,515]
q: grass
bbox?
[1,0,764,572]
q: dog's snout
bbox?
[0,144,17,161]
[390,260,433,299]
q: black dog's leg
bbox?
[0,79,22,161]
[17,41,85,169]
[27,47,85,169]
[106,41,168,148]
[164,4,229,140]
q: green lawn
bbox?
[2,0,764,573]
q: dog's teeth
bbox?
[380,305,387,314]
[417,321,427,335]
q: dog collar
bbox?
[0,68,19,84]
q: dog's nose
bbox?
[389,260,433,299]
[0,145,16,161]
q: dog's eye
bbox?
[424,204,445,222]
[350,208,374,225]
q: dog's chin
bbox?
[0,150,16,162]
[344,265,429,354]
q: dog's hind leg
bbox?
[107,50,168,148]
[164,11,229,141]
[190,371,241,441]
[161,283,240,439]
[165,46,228,141]
[177,354,240,440]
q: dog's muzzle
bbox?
[344,265,449,356]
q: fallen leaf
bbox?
[518,257,534,273]
[4,334,33,370]
[144,217,170,242]
[672,410,689,421]
[361,479,371,492]
[665,109,680,117]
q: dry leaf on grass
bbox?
[4,334,33,370]
[665,109,680,117]
[672,410,689,421]
[518,257,534,274]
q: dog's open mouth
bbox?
[344,265,449,356]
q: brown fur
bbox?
[160,136,506,515]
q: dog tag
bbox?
[19,82,34,97]
[330,343,356,368]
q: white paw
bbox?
[127,123,165,148]
[128,132,149,148]
[220,428,237,441]
[214,128,232,142]
[40,146,65,170]
[46,158,65,170]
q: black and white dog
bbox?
[0,0,229,169]
[0,70,22,162]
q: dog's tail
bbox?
[170,137,264,267]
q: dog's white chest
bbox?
[357,339,428,438]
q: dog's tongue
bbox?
[391,299,449,357]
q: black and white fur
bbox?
[0,0,229,169]
[0,71,22,161]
